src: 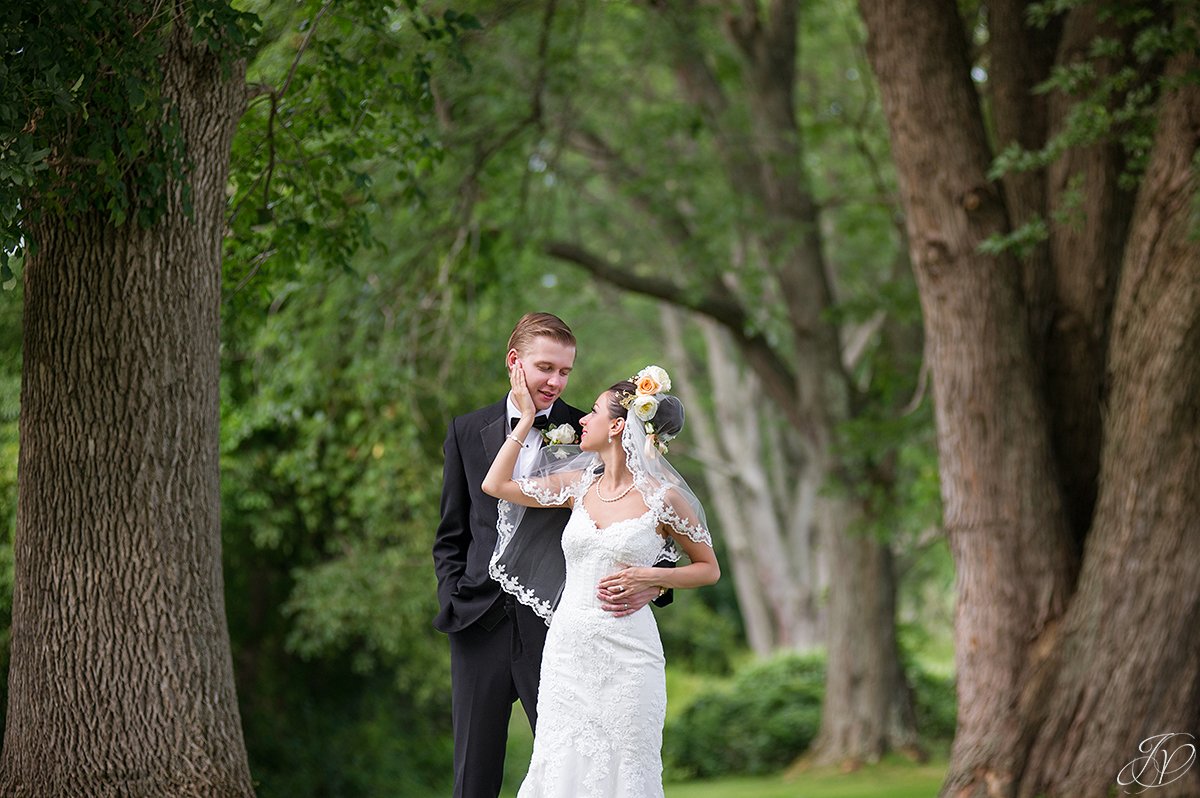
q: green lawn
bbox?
[499,657,951,798]
[499,705,946,798]
[664,757,946,798]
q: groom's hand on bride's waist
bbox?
[597,569,662,617]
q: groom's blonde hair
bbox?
[507,312,577,357]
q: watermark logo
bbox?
[1117,733,1196,794]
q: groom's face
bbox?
[508,336,576,411]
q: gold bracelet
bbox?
[506,433,526,447]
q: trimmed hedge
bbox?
[664,653,824,779]
[663,651,957,779]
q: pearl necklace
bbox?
[595,475,635,503]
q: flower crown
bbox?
[618,365,674,454]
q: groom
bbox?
[433,312,668,798]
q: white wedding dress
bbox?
[516,485,668,798]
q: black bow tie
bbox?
[511,415,551,431]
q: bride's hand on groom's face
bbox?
[509,362,536,418]
[597,568,658,617]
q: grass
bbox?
[503,732,945,798]
[499,668,948,798]
[664,756,946,798]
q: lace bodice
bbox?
[557,503,666,612]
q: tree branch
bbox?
[543,240,804,425]
[566,127,698,246]
[461,0,557,207]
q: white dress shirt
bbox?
[506,393,551,479]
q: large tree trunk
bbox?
[860,0,1200,794]
[858,0,1077,790]
[1,22,254,798]
[1015,49,1200,798]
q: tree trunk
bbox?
[1,23,254,798]
[1015,48,1200,798]
[810,497,920,766]
[860,0,1200,794]
[1038,7,1137,544]
[858,0,1078,790]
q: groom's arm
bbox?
[433,419,471,614]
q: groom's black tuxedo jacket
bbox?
[433,397,586,634]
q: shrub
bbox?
[910,667,956,741]
[658,590,741,675]
[663,652,825,779]
[664,651,958,780]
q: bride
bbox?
[482,363,719,798]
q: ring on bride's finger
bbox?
[622,603,629,610]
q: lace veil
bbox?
[490,397,713,625]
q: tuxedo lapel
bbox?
[481,399,577,466]
[480,407,507,467]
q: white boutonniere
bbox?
[542,423,577,446]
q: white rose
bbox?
[635,365,671,394]
[631,394,660,422]
[545,423,577,445]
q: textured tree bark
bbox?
[1,20,254,798]
[1039,6,1139,544]
[859,0,1078,793]
[860,0,1200,794]
[1017,49,1200,798]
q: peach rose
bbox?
[634,365,671,395]
[637,375,662,395]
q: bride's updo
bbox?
[606,380,686,439]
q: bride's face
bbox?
[579,391,623,452]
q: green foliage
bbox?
[985,0,1200,256]
[664,652,826,780]
[223,1,459,302]
[827,274,941,548]
[242,669,453,797]
[664,651,956,780]
[661,757,947,797]
[219,258,458,792]
[657,589,742,676]
[979,217,1051,259]
[0,0,476,281]
[909,667,957,742]
[0,0,258,264]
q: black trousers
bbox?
[448,597,550,798]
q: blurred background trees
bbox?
[3,0,1193,796]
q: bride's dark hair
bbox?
[606,380,685,438]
